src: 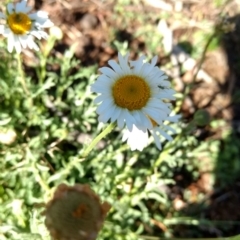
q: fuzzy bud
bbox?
[193,109,211,127]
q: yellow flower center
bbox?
[7,12,32,35]
[112,75,151,111]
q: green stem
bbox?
[82,122,117,158]
[192,33,216,83]
[16,53,30,96]
[185,32,216,96]
[38,57,47,85]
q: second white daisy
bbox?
[0,0,53,53]
[91,52,176,132]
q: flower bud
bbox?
[193,109,211,127]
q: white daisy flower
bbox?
[91,52,177,134]
[92,52,181,151]
[0,0,53,53]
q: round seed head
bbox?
[44,184,111,240]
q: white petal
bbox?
[162,124,176,133]
[147,99,169,111]
[108,60,124,74]
[144,107,166,122]
[91,83,111,94]
[157,91,175,100]
[93,94,111,104]
[16,0,26,11]
[98,112,111,123]
[167,115,181,122]
[99,105,117,123]
[97,74,113,83]
[99,67,118,79]
[140,63,154,77]
[152,131,162,150]
[160,80,171,88]
[30,30,42,39]
[29,11,48,20]
[117,110,127,129]
[122,130,129,142]
[150,70,166,82]
[0,25,4,34]
[130,55,145,69]
[93,75,114,89]
[131,111,142,126]
[29,12,54,28]
[38,30,48,39]
[133,111,151,130]
[110,107,122,123]
[122,125,148,151]
[151,56,158,66]
[0,12,6,19]
[124,111,137,131]
[118,52,130,73]
[39,19,54,28]
[27,36,39,51]
[30,30,48,39]
[96,99,114,114]
[7,3,14,14]
[2,27,11,36]
[16,0,32,13]
[18,35,28,49]
[14,36,22,53]
[7,33,15,53]
[158,128,173,141]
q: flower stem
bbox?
[82,122,117,158]
[16,53,30,96]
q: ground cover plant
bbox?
[1,0,240,240]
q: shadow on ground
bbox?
[171,14,240,238]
